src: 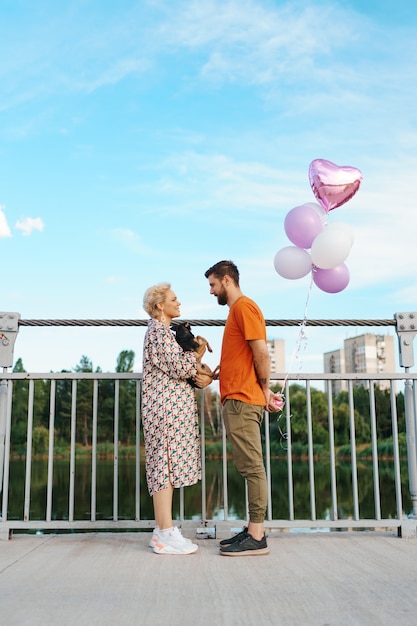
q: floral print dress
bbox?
[141,318,202,496]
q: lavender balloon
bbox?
[284,204,324,249]
[313,263,350,293]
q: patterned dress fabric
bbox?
[141,318,202,496]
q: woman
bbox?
[142,282,211,555]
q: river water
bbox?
[5,457,412,523]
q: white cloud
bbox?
[0,1,365,107]
[80,58,151,94]
[15,217,45,236]
[0,206,12,238]
[158,1,362,83]
[156,151,302,216]
[110,228,154,255]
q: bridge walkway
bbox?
[1,530,417,625]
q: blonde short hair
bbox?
[143,282,171,318]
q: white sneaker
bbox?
[149,526,192,548]
[153,527,198,555]
[149,529,159,548]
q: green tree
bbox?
[13,357,25,373]
[282,384,329,447]
[116,350,136,445]
[10,358,28,449]
[333,392,370,445]
[97,379,115,444]
[10,358,50,452]
[374,386,394,440]
[32,425,49,455]
[54,374,72,444]
[74,355,95,446]
[116,350,134,373]
[33,379,50,431]
[396,391,405,433]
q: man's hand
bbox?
[264,388,276,412]
[211,365,220,380]
[265,390,285,413]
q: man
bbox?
[204,260,277,556]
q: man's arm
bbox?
[248,339,276,411]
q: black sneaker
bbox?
[219,532,270,556]
[219,527,249,547]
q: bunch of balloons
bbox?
[273,159,363,293]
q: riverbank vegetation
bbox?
[9,353,407,460]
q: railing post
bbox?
[0,313,20,497]
[403,378,417,518]
[394,312,417,523]
[0,376,8,495]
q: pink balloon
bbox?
[312,264,350,293]
[308,159,363,212]
[284,204,324,249]
[303,201,327,224]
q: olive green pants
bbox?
[222,399,267,524]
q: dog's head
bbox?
[171,322,199,352]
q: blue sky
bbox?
[1,0,416,374]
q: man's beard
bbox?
[217,287,228,306]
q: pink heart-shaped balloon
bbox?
[309,159,363,212]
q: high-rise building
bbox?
[267,338,285,376]
[323,333,396,394]
[323,348,346,393]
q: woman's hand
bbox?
[194,372,213,388]
[194,363,213,388]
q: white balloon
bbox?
[325,221,355,247]
[273,246,312,280]
[311,228,352,269]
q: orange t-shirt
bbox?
[219,295,266,406]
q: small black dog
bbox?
[171,322,213,387]
[171,322,211,353]
[171,321,199,352]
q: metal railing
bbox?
[1,369,417,540]
[1,314,417,540]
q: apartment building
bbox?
[267,338,286,376]
[323,333,396,394]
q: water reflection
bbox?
[6,457,411,522]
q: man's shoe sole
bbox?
[220,546,270,556]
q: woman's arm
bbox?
[149,324,197,379]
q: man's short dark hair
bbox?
[204,260,240,285]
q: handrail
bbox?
[1,370,417,540]
[17,318,397,327]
